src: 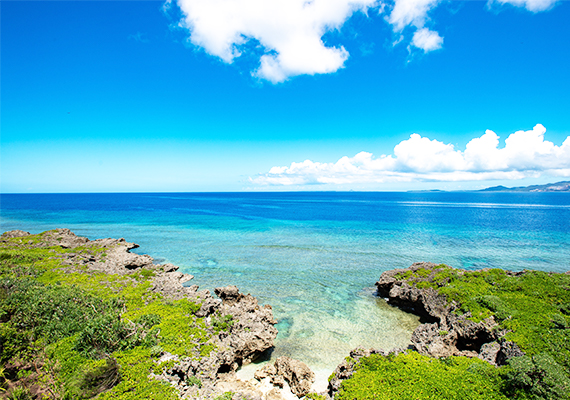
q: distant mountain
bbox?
[479,181,570,192]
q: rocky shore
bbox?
[0,229,319,400]
[328,262,570,400]
[4,230,568,399]
[328,262,524,398]
[376,262,524,364]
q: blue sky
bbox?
[1,0,569,192]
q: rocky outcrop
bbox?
[1,229,279,400]
[274,357,315,397]
[215,286,278,367]
[254,356,315,398]
[375,262,522,364]
[327,347,405,398]
[327,262,528,398]
[0,230,31,239]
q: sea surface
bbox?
[1,192,569,381]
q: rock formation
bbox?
[1,229,280,400]
[254,356,315,398]
[376,262,523,363]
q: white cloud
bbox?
[173,0,377,83]
[388,0,440,31]
[170,0,559,82]
[385,0,556,54]
[411,27,443,51]
[252,124,570,185]
[386,0,443,53]
[490,0,559,12]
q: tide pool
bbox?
[1,192,569,377]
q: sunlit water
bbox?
[2,192,569,381]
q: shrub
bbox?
[7,386,33,400]
[212,313,234,333]
[506,353,570,400]
[186,375,202,388]
[336,352,509,400]
[214,392,234,400]
[305,393,326,400]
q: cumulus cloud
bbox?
[169,0,559,82]
[387,0,440,31]
[172,0,377,83]
[384,0,443,54]
[385,0,557,54]
[411,27,443,51]
[251,125,570,185]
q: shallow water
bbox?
[1,192,569,376]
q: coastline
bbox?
[2,229,570,399]
[0,229,320,399]
[328,262,570,399]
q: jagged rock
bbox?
[215,285,243,305]
[151,271,200,301]
[215,379,263,400]
[217,288,278,366]
[265,388,285,400]
[163,263,179,272]
[411,323,456,357]
[376,262,522,364]
[274,356,315,398]
[39,228,89,248]
[479,341,501,364]
[0,230,30,239]
[254,364,277,380]
[103,243,153,270]
[196,294,223,317]
[496,340,525,365]
[270,375,285,388]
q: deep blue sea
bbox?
[1,192,569,380]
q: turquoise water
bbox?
[1,192,569,375]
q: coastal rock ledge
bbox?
[375,262,524,363]
[327,262,528,398]
[0,229,283,399]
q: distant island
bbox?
[409,181,570,193]
[479,180,570,192]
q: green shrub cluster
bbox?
[0,232,221,399]
[337,352,509,400]
[212,313,234,333]
[338,265,570,400]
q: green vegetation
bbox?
[214,391,234,400]
[0,232,221,399]
[186,375,202,388]
[337,352,509,400]
[337,265,570,400]
[305,393,327,400]
[211,312,234,333]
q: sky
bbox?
[1,0,569,193]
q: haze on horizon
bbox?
[1,0,569,193]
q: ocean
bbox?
[1,192,569,381]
